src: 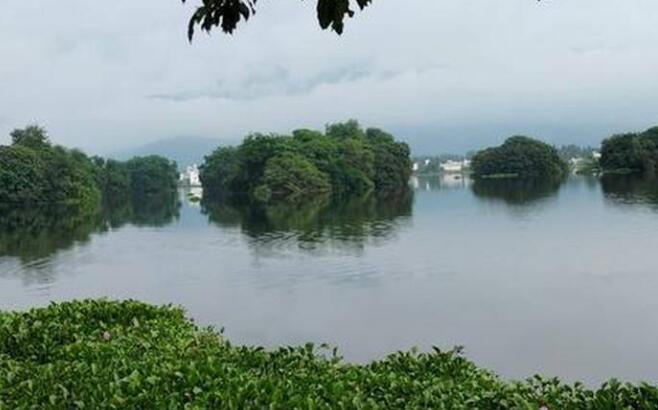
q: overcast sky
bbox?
[1,0,658,155]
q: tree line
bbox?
[200,120,411,202]
[0,126,178,208]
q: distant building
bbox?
[592,151,602,160]
[179,164,201,187]
[440,159,470,173]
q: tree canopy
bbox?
[470,136,568,179]
[0,126,100,209]
[600,126,658,174]
[183,0,373,40]
[200,120,411,202]
[0,126,179,208]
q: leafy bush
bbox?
[2,300,658,409]
[471,136,568,179]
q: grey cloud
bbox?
[2,0,658,154]
[146,64,377,102]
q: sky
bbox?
[1,0,658,155]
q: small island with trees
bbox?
[470,136,568,179]
[200,120,411,203]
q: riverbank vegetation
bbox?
[0,126,178,208]
[1,300,657,409]
[200,120,411,203]
[471,136,568,179]
[600,126,658,175]
[0,126,101,209]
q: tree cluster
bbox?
[0,126,100,208]
[0,126,179,208]
[470,136,568,179]
[200,120,411,202]
[92,156,179,204]
[599,127,658,174]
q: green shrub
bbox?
[2,300,658,409]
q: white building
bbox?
[179,164,201,187]
[440,159,470,173]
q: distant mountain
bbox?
[111,137,221,169]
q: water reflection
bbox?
[471,177,563,206]
[0,193,181,265]
[5,177,658,383]
[202,190,414,255]
[601,174,658,211]
[411,174,471,191]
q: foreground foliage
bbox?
[1,300,658,409]
[183,0,374,40]
[200,120,411,203]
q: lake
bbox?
[1,174,658,385]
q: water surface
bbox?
[2,175,658,384]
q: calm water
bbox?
[2,175,658,384]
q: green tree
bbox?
[92,158,132,204]
[200,120,411,202]
[471,136,568,179]
[126,156,179,196]
[255,152,331,201]
[183,0,374,40]
[199,146,242,196]
[1,126,101,208]
[600,127,658,174]
[0,145,46,204]
[10,125,49,150]
[366,128,412,191]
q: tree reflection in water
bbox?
[471,177,563,206]
[0,193,180,266]
[202,190,414,256]
[600,174,658,211]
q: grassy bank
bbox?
[1,300,657,409]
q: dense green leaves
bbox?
[0,126,179,209]
[600,127,658,174]
[125,156,179,196]
[10,125,50,150]
[2,300,658,409]
[471,136,568,179]
[200,120,411,203]
[183,0,374,40]
[257,152,331,201]
[0,127,101,209]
